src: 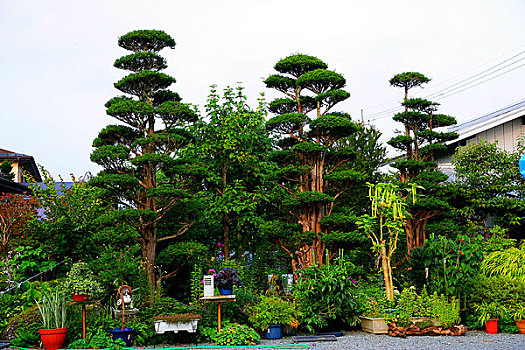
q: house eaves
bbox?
[446,100,525,145]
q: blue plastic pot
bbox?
[108,328,134,346]
[265,324,283,339]
[218,287,232,295]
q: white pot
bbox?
[154,319,199,334]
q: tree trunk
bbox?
[381,243,393,301]
[223,213,230,259]
[142,223,157,299]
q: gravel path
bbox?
[148,330,525,350]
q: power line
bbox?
[362,46,525,112]
[434,62,525,101]
[362,49,525,121]
[424,53,525,99]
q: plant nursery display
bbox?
[387,288,466,338]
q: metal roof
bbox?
[447,99,525,144]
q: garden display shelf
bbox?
[200,295,235,332]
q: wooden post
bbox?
[217,303,222,333]
[82,304,86,339]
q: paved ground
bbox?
[145,330,525,350]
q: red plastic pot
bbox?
[72,294,89,302]
[516,319,525,334]
[39,327,67,350]
[485,318,498,334]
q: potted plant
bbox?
[153,313,202,334]
[109,285,134,346]
[35,288,67,350]
[248,294,300,339]
[475,301,505,334]
[358,297,390,334]
[510,304,525,334]
[210,268,242,295]
[63,262,102,301]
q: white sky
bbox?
[1,0,524,179]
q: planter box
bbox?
[154,319,199,334]
[359,316,388,334]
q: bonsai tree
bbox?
[63,262,102,297]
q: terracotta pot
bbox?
[72,294,89,302]
[485,318,498,334]
[39,327,67,350]
[516,319,525,334]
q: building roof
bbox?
[0,148,42,182]
[446,99,525,145]
[0,177,30,195]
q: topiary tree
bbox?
[263,54,362,272]
[90,30,199,291]
[388,72,458,254]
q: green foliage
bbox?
[28,169,107,262]
[185,84,271,256]
[482,244,525,282]
[204,322,260,346]
[264,53,362,271]
[35,287,67,329]
[394,288,460,328]
[247,294,300,331]
[63,262,103,297]
[91,29,200,292]
[357,182,416,301]
[0,160,14,181]
[416,233,485,298]
[452,139,525,234]
[475,301,506,325]
[118,30,176,52]
[389,72,430,90]
[388,72,457,253]
[468,274,525,326]
[292,255,360,332]
[67,330,127,350]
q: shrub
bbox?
[203,323,260,346]
[247,294,300,331]
[293,255,360,332]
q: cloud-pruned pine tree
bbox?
[90,30,198,291]
[388,72,458,253]
[264,54,363,272]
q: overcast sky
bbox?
[1,0,524,179]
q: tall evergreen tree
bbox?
[90,30,198,290]
[263,54,362,272]
[388,72,458,253]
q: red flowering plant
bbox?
[423,233,485,299]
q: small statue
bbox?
[116,285,133,310]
